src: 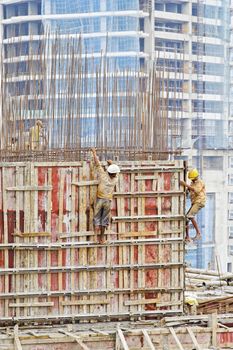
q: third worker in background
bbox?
[29,120,47,150]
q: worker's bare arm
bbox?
[180,180,200,194]
[91,148,101,166]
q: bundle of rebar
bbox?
[0,33,182,162]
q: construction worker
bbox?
[180,168,206,242]
[29,120,47,150]
[91,148,120,243]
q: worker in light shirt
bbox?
[91,148,120,243]
[180,168,206,243]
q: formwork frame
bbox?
[0,160,185,324]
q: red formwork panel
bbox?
[0,160,185,324]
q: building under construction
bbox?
[0,0,231,271]
[0,0,233,349]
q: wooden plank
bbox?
[208,312,218,348]
[135,176,159,180]
[114,190,183,197]
[6,185,52,191]
[70,167,78,316]
[9,302,54,307]
[169,327,184,350]
[119,231,182,237]
[0,286,182,299]
[186,327,201,350]
[58,169,65,316]
[78,162,88,316]
[14,325,22,350]
[15,166,20,319]
[30,163,39,318]
[142,329,156,350]
[59,231,94,238]
[137,165,146,318]
[72,180,99,187]
[116,173,125,317]
[46,168,52,319]
[24,163,32,319]
[12,231,51,237]
[117,328,129,350]
[124,298,159,306]
[0,261,182,275]
[61,299,109,306]
[58,330,91,350]
[130,170,136,317]
[171,170,181,312]
[0,237,183,249]
[2,167,9,318]
[112,214,184,221]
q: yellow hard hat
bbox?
[188,168,199,180]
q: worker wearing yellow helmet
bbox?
[180,168,206,242]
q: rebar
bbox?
[1,32,182,162]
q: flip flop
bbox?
[193,235,201,241]
[185,237,193,244]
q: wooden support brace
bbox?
[61,299,109,306]
[169,327,184,350]
[6,186,52,191]
[208,312,218,348]
[9,302,54,307]
[186,327,201,350]
[117,328,129,350]
[90,328,109,336]
[124,298,158,306]
[58,330,90,350]
[142,329,156,350]
[112,214,184,222]
[13,231,51,237]
[72,180,99,186]
[113,190,182,197]
[14,325,22,350]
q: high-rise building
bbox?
[150,0,231,270]
[0,0,232,271]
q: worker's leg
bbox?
[185,219,192,242]
[93,198,104,242]
[186,203,204,240]
[99,199,111,244]
[190,217,201,240]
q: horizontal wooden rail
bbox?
[113,190,183,197]
[0,309,182,325]
[0,262,183,275]
[120,167,183,172]
[6,185,53,191]
[0,237,184,250]
[112,214,184,222]
[0,287,183,299]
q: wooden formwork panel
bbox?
[0,160,185,324]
